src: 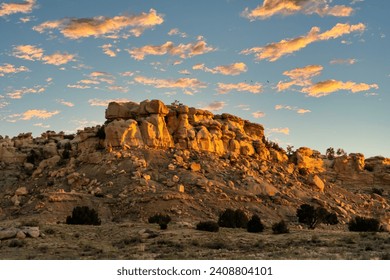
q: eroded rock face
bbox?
[333,153,365,174]
[103,99,267,158]
[296,147,324,173]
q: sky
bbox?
[0,0,389,157]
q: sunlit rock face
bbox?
[295,147,324,173]
[104,99,269,158]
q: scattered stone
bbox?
[190,162,201,172]
[311,175,325,192]
[0,228,18,240]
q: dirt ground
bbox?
[0,220,389,260]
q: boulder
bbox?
[105,101,139,120]
[296,147,324,173]
[311,175,325,192]
[105,119,144,148]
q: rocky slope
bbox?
[0,99,389,233]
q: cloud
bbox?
[68,71,115,89]
[57,99,74,107]
[88,98,132,107]
[6,86,45,99]
[275,104,311,114]
[242,0,353,20]
[178,69,191,75]
[67,84,90,89]
[101,44,118,57]
[192,62,247,76]
[277,64,323,91]
[329,58,357,65]
[33,123,50,129]
[8,109,60,122]
[235,104,250,111]
[241,23,365,61]
[127,39,216,60]
[217,82,262,94]
[107,85,128,93]
[302,79,379,97]
[13,45,75,65]
[0,0,36,17]
[168,28,187,38]
[120,71,134,77]
[134,75,207,93]
[252,111,266,118]
[268,127,290,135]
[202,101,226,111]
[0,63,29,76]
[33,9,164,39]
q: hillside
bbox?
[0,99,389,259]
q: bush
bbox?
[218,209,248,228]
[196,221,219,232]
[372,188,384,196]
[66,206,101,225]
[148,213,171,230]
[348,216,381,232]
[297,204,338,229]
[272,220,289,234]
[247,215,264,233]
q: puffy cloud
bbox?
[329,58,357,65]
[0,0,36,17]
[242,0,353,20]
[252,111,266,118]
[8,109,60,121]
[202,101,226,111]
[13,45,75,65]
[6,84,46,99]
[275,104,311,114]
[57,99,74,107]
[302,79,379,97]
[168,28,187,38]
[268,127,290,135]
[0,63,29,76]
[241,23,365,61]
[101,44,118,57]
[33,9,164,39]
[42,52,75,65]
[277,64,323,91]
[88,98,131,107]
[12,45,43,61]
[217,82,262,94]
[192,62,247,76]
[134,75,207,92]
[127,39,216,60]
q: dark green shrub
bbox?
[247,215,264,233]
[297,204,338,229]
[372,188,384,196]
[66,206,101,225]
[148,213,171,230]
[348,216,381,232]
[196,221,219,232]
[218,209,248,228]
[272,220,289,234]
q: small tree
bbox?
[66,206,101,225]
[297,204,338,229]
[196,221,219,232]
[148,213,171,230]
[336,148,346,157]
[326,147,335,160]
[234,209,249,228]
[348,216,381,232]
[272,220,289,234]
[247,215,264,233]
[286,145,294,156]
[218,209,236,228]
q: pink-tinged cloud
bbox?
[202,101,226,112]
[192,62,247,76]
[33,9,164,39]
[88,98,132,107]
[101,44,118,57]
[275,104,311,114]
[0,63,29,76]
[120,71,134,77]
[242,0,353,20]
[11,109,60,121]
[302,79,379,97]
[217,82,262,94]
[127,40,216,60]
[6,85,45,99]
[107,85,129,93]
[67,84,90,89]
[0,0,36,17]
[252,111,266,118]
[13,45,75,65]
[134,75,207,92]
[241,23,365,61]
[33,123,50,129]
[277,64,323,91]
[42,52,75,65]
[268,127,290,135]
[168,28,187,38]
[330,58,357,65]
[57,99,74,107]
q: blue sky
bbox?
[0,0,389,157]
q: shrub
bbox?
[272,220,289,234]
[96,126,106,140]
[66,206,101,225]
[148,213,171,230]
[372,188,384,196]
[218,209,248,228]
[196,221,219,232]
[297,204,338,229]
[348,216,381,232]
[247,215,264,233]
